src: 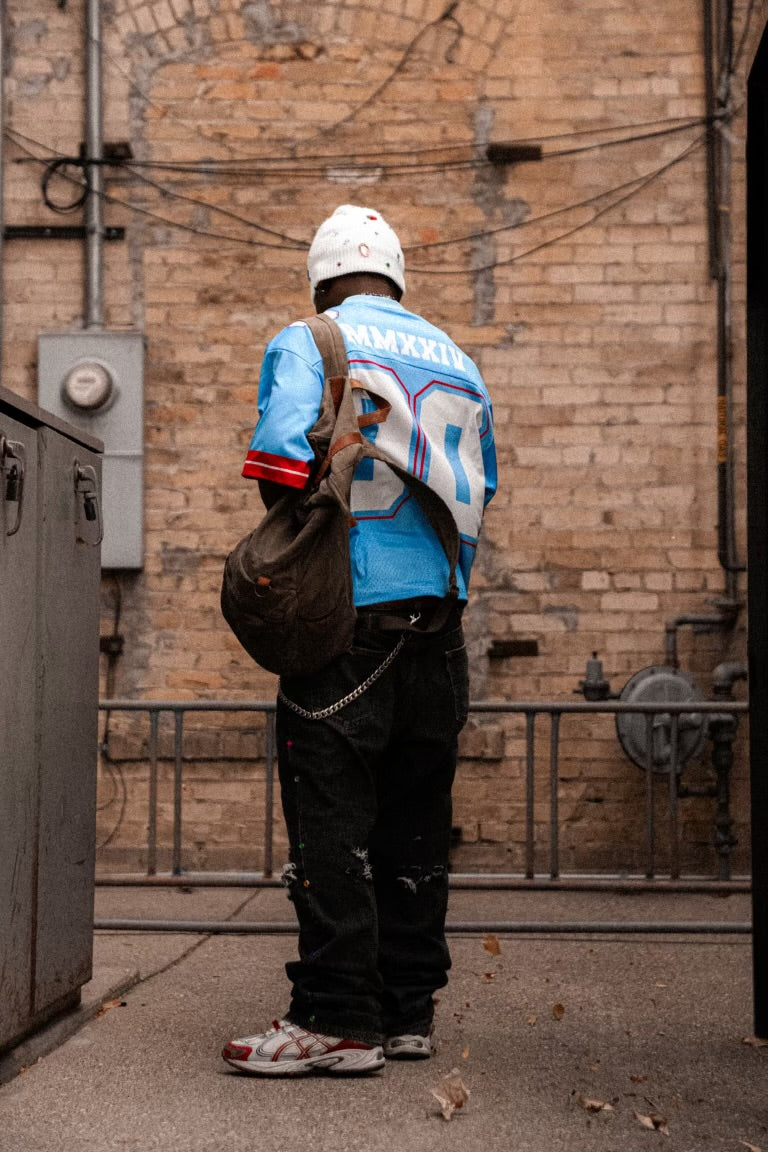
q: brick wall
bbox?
[2,0,758,875]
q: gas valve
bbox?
[578,652,617,701]
[615,665,708,774]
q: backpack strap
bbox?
[304,312,348,388]
[305,312,391,430]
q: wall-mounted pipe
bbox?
[704,0,746,592]
[85,0,104,329]
[712,660,748,696]
[664,607,739,669]
[703,0,719,278]
[709,659,746,882]
[715,0,744,588]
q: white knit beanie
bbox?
[307,205,405,297]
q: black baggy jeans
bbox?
[275,618,469,1044]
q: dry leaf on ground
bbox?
[462,1045,470,1060]
[634,1111,670,1135]
[95,999,126,1018]
[742,1035,768,1048]
[483,933,502,956]
[552,1002,566,1021]
[575,1094,614,1113]
[431,1069,470,1121]
[739,1141,762,1152]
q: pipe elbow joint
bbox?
[712,661,748,697]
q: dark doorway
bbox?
[746,20,768,1038]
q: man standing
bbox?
[222,205,496,1076]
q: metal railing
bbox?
[95,698,750,910]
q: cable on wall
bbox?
[407,135,706,276]
[2,123,712,271]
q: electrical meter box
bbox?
[38,330,144,569]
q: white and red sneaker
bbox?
[222,1019,385,1076]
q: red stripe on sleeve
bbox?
[241,450,311,489]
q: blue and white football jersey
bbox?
[243,295,497,607]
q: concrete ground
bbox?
[0,886,765,1152]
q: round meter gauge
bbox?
[63,361,114,411]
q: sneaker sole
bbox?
[383,1037,434,1060]
[223,1047,385,1077]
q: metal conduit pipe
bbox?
[709,660,748,880]
[85,0,104,328]
[704,0,746,590]
[664,609,739,669]
[715,0,745,589]
[703,0,719,278]
[713,660,748,695]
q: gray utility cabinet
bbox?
[0,386,103,1053]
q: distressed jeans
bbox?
[275,618,469,1045]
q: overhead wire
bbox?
[122,118,717,257]
[493,135,707,270]
[101,115,715,178]
[115,166,306,249]
[4,108,715,243]
[4,111,717,172]
[125,159,689,256]
[5,125,308,250]
[111,129,703,179]
[4,104,720,255]
[123,154,487,178]
[2,114,713,271]
[527,117,716,160]
[42,156,89,213]
[407,134,707,275]
[406,144,705,252]
[5,123,70,159]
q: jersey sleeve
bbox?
[242,325,324,489]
